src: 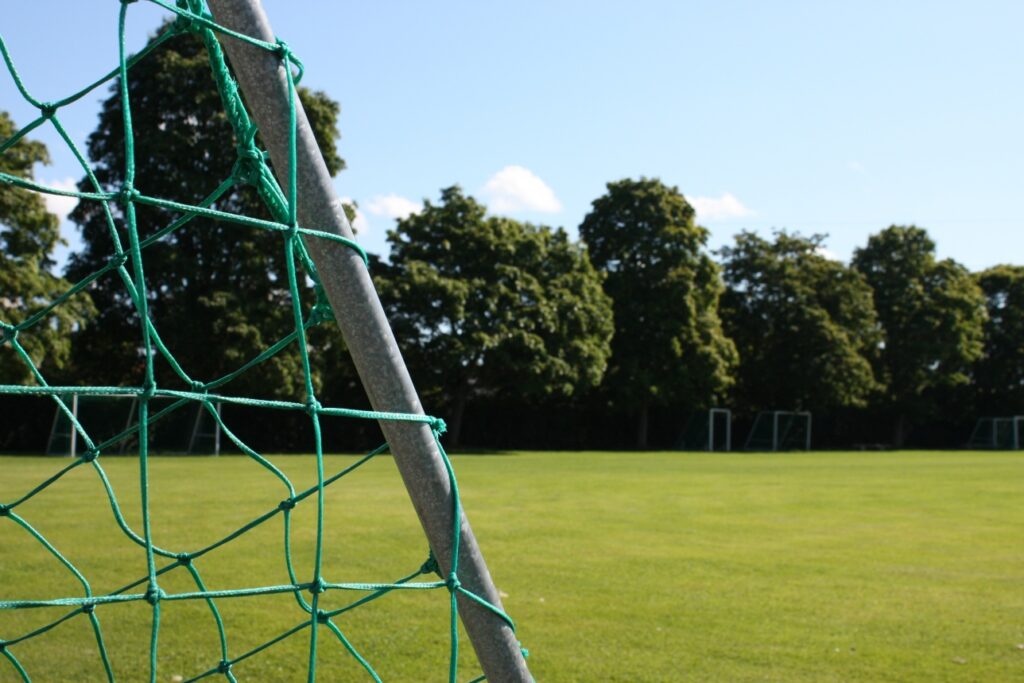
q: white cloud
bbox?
[688,192,753,222]
[339,196,370,235]
[366,193,422,220]
[481,165,562,214]
[43,177,79,222]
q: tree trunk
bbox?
[893,413,908,448]
[448,384,470,448]
[636,401,649,450]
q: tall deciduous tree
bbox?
[579,178,737,448]
[1,111,95,383]
[65,23,344,399]
[378,186,614,445]
[973,265,1024,414]
[719,231,880,413]
[852,225,986,445]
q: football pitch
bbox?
[1,451,1022,681]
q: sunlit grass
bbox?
[2,451,1022,681]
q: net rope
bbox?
[0,1,521,680]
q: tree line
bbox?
[3,28,1022,451]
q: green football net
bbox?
[0,1,520,680]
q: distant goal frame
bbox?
[744,410,812,451]
[967,416,1024,450]
[676,408,732,451]
[46,393,224,457]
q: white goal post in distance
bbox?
[709,408,732,451]
[744,410,812,451]
[187,401,224,455]
[46,394,223,457]
[47,393,137,458]
[967,416,1024,449]
[676,408,732,451]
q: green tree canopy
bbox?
[64,22,344,399]
[1,111,95,383]
[852,225,986,444]
[378,185,614,445]
[719,231,880,413]
[578,177,737,448]
[973,265,1024,414]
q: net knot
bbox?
[274,39,292,61]
[520,644,530,659]
[236,143,264,163]
[305,398,322,416]
[315,609,330,624]
[171,3,203,34]
[445,572,461,591]
[176,553,192,566]
[273,39,306,82]
[117,184,139,205]
[108,252,129,270]
[217,660,232,674]
[0,641,6,653]
[278,497,296,511]
[82,603,95,615]
[39,102,58,119]
[141,381,157,400]
[190,380,207,393]
[419,551,440,577]
[81,449,99,463]
[310,298,334,325]
[2,327,18,343]
[0,504,9,517]
[144,585,165,605]
[309,577,327,595]
[231,144,266,186]
[430,418,447,435]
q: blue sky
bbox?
[3,0,1023,271]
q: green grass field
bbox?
[1,451,1022,682]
